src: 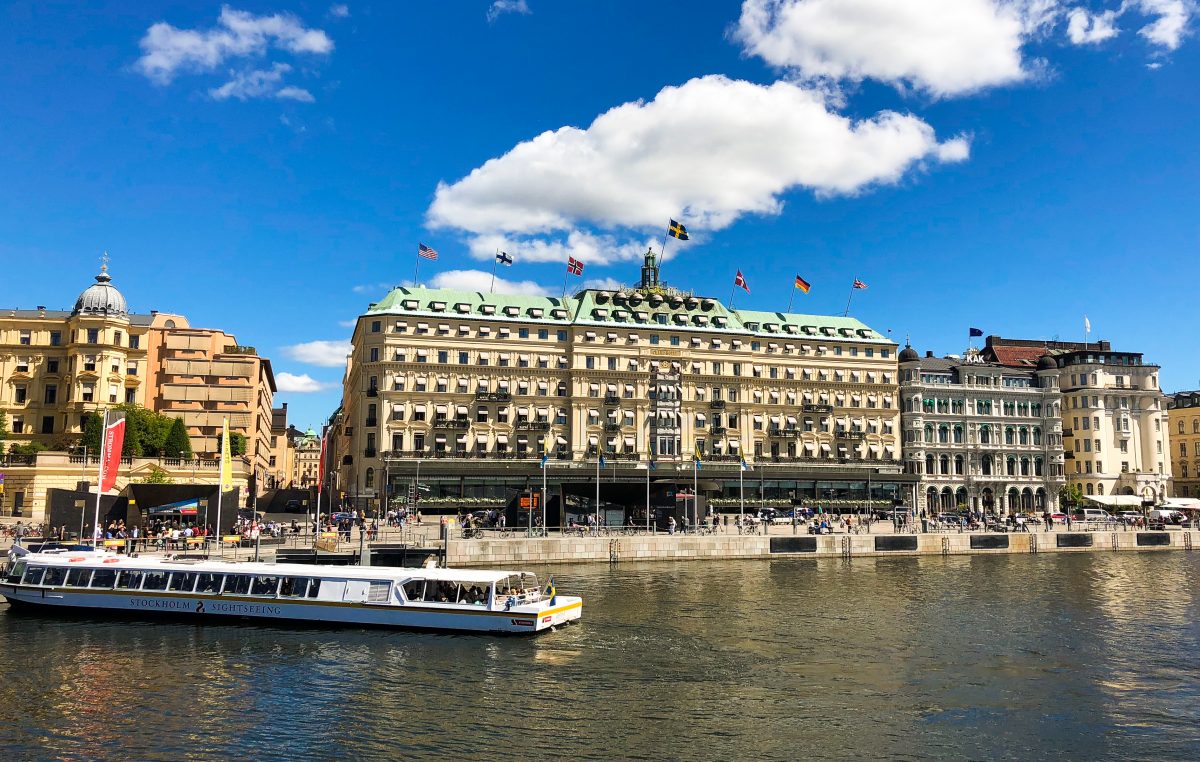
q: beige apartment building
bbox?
[144,326,276,480]
[292,427,322,489]
[1166,391,1200,499]
[336,251,914,519]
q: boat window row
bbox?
[16,565,323,599]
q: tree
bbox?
[80,412,103,454]
[229,432,247,456]
[162,417,193,459]
[138,465,174,484]
[0,410,8,443]
[1059,483,1083,509]
[9,441,47,456]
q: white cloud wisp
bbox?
[276,372,337,393]
[487,0,532,22]
[428,75,968,259]
[1067,8,1120,43]
[281,339,353,367]
[427,269,552,296]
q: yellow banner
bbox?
[219,417,234,492]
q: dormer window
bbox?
[503,306,519,317]
[454,302,471,313]
[429,301,446,312]
[528,308,543,318]
[480,304,496,315]
[401,299,418,309]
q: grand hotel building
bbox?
[336,252,916,521]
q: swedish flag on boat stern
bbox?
[544,576,556,605]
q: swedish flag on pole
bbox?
[543,576,556,605]
[693,448,702,471]
[541,435,551,467]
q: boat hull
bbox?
[0,584,582,635]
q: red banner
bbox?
[316,430,327,494]
[100,414,126,492]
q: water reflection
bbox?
[2,553,1200,759]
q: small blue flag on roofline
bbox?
[969,327,983,337]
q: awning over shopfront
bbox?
[1162,498,1200,510]
[1084,495,1144,507]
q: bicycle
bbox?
[525,527,546,538]
[459,527,483,540]
[564,526,585,538]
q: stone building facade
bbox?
[899,346,1066,515]
[1166,391,1200,498]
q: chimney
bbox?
[926,351,934,358]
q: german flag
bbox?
[795,275,811,293]
[667,219,689,240]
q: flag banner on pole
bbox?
[740,458,750,471]
[316,431,327,494]
[794,275,811,294]
[1084,315,1091,333]
[100,412,126,492]
[219,417,234,492]
[734,270,750,294]
[694,449,703,470]
[598,454,606,468]
[667,219,690,240]
[417,243,439,260]
[852,279,868,289]
[567,256,584,276]
[969,327,983,337]
[496,251,513,266]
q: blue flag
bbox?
[541,452,548,467]
[740,458,750,471]
[599,454,606,468]
[969,327,983,337]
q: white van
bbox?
[1148,509,1184,524]
[1073,508,1113,522]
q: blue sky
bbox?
[2,1,1198,431]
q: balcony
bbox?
[836,430,867,441]
[365,418,378,427]
[709,426,727,435]
[767,427,799,438]
[709,400,726,410]
[432,419,470,430]
[366,387,378,397]
[364,449,377,458]
[475,392,512,402]
[803,404,833,413]
[1061,428,1074,437]
[603,422,622,432]
[603,395,620,406]
[515,421,551,431]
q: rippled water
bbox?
[3,552,1200,760]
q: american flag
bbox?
[734,269,750,294]
[852,278,868,289]
[417,243,438,261]
[567,256,584,276]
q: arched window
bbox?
[365,467,375,489]
[926,454,935,474]
[940,455,950,474]
[953,425,964,444]
[980,426,991,445]
[1018,427,1029,445]
[924,424,934,443]
[1086,483,1094,495]
[1006,457,1017,476]
[1033,427,1042,445]
[1020,457,1030,476]
[1034,458,1043,476]
[938,425,949,443]
[1194,419,1200,434]
[1180,420,1186,434]
[981,455,993,476]
[955,455,965,475]
[1097,483,1105,495]
[1005,427,1015,445]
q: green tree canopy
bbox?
[0,410,8,442]
[229,432,247,456]
[163,417,193,459]
[79,405,194,458]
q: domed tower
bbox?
[72,261,129,320]
[1036,353,1058,388]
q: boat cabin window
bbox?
[22,566,45,586]
[402,580,426,601]
[90,569,117,588]
[116,570,143,589]
[250,576,280,596]
[64,568,92,587]
[367,581,390,602]
[142,572,170,591]
[195,573,223,594]
[421,580,489,605]
[279,577,311,598]
[223,575,252,595]
[168,572,197,592]
[8,561,28,584]
[497,573,539,600]
[44,567,68,587]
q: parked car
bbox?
[1073,508,1115,523]
[1148,509,1185,524]
[1116,511,1143,524]
[1048,512,1068,523]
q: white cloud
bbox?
[337,319,357,328]
[487,0,531,22]
[137,6,333,84]
[1133,0,1193,49]
[427,269,552,296]
[329,4,350,18]
[1066,8,1120,43]
[734,0,1059,98]
[209,63,315,102]
[281,339,353,367]
[582,277,625,291]
[276,372,337,393]
[428,75,967,257]
[351,282,396,295]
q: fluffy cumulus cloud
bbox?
[487,0,531,22]
[427,269,552,296]
[136,6,332,100]
[276,372,336,393]
[428,75,967,258]
[734,0,1058,98]
[466,231,659,266]
[1067,8,1120,43]
[281,339,353,367]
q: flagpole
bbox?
[729,282,736,309]
[787,285,796,314]
[490,249,499,294]
[645,457,651,532]
[413,249,421,286]
[739,462,745,523]
[693,456,699,530]
[595,454,600,529]
[541,438,548,534]
[92,410,109,547]
[844,279,855,317]
[216,418,226,558]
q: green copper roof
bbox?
[361,285,891,343]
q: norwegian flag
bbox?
[567,257,584,276]
[734,269,750,294]
[852,278,868,289]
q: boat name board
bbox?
[129,597,282,616]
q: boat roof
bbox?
[17,550,522,584]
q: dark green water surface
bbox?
[2,552,1199,760]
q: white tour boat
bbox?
[0,547,581,635]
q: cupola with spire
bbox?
[72,255,128,319]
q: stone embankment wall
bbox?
[447,530,1196,567]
